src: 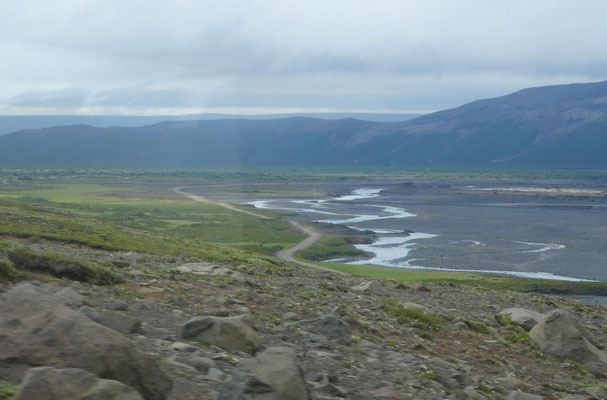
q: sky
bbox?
[1,0,607,116]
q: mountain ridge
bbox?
[1,80,606,168]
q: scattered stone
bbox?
[207,368,226,379]
[187,356,215,373]
[282,311,299,321]
[171,309,186,318]
[0,283,172,400]
[218,346,309,400]
[499,308,545,331]
[371,386,402,398]
[504,391,543,400]
[292,314,351,342]
[529,309,607,365]
[108,300,130,311]
[177,263,243,278]
[53,286,84,308]
[452,321,469,330]
[582,386,607,398]
[350,280,388,296]
[15,366,143,400]
[79,306,142,334]
[181,315,262,354]
[403,302,431,313]
[169,341,199,353]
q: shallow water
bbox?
[248,184,607,282]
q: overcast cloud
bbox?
[1,0,607,115]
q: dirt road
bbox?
[172,187,271,219]
[277,221,348,275]
[173,187,347,274]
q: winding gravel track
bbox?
[173,186,271,219]
[277,221,348,275]
[172,187,347,274]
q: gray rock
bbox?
[177,263,243,278]
[350,280,388,296]
[208,368,226,379]
[108,300,130,311]
[15,366,143,400]
[187,356,215,373]
[169,341,199,353]
[79,306,142,334]
[504,391,543,400]
[54,286,84,308]
[403,302,431,314]
[529,309,607,365]
[282,312,299,321]
[498,308,545,331]
[219,346,309,400]
[0,283,172,400]
[181,315,262,354]
[293,314,351,342]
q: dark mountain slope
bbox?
[1,80,606,168]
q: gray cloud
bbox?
[1,0,606,115]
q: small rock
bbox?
[187,356,215,373]
[292,314,351,342]
[498,308,544,331]
[169,341,199,353]
[350,280,388,296]
[79,306,142,334]
[15,367,143,400]
[504,391,543,400]
[54,287,84,308]
[282,312,299,321]
[403,302,431,313]
[181,315,262,354]
[208,367,225,379]
[177,263,244,278]
[108,300,130,311]
[452,321,469,330]
[371,386,402,398]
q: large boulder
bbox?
[79,306,142,334]
[350,280,388,296]
[0,283,172,400]
[219,346,309,400]
[15,367,143,400]
[529,309,607,365]
[181,315,262,354]
[498,308,545,331]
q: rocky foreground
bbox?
[1,240,607,399]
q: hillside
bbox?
[0,112,420,135]
[0,80,606,168]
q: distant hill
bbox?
[1,80,606,168]
[0,112,420,135]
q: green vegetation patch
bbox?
[0,383,18,400]
[464,320,490,334]
[9,247,123,285]
[295,236,368,261]
[0,241,21,282]
[322,262,607,296]
[1,183,303,256]
[380,299,442,330]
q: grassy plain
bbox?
[1,167,606,295]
